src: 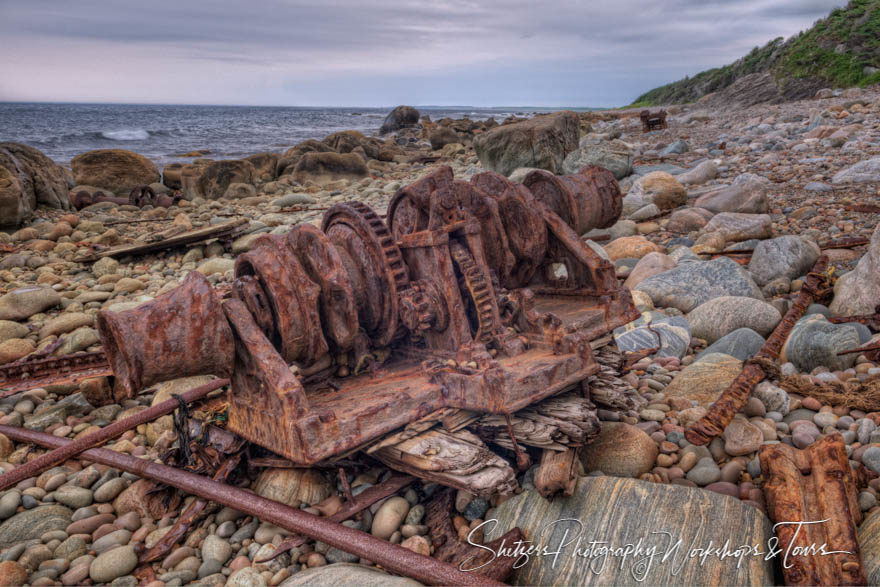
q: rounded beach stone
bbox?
[580,422,658,478]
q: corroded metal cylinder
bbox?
[523,165,622,233]
[234,234,328,366]
[96,271,234,401]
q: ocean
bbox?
[0,102,548,167]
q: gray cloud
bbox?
[0,0,846,106]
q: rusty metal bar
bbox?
[0,426,502,587]
[0,378,228,492]
[685,256,829,445]
[0,351,111,399]
[759,433,865,585]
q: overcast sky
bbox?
[0,0,845,108]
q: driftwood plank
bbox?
[85,218,248,260]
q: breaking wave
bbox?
[101,129,150,141]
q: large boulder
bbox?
[580,423,657,477]
[196,160,256,200]
[162,162,184,190]
[243,152,280,182]
[0,143,71,227]
[781,315,865,372]
[677,160,718,185]
[291,152,368,185]
[832,157,880,184]
[379,106,420,135]
[473,111,579,177]
[70,149,160,194]
[747,235,820,286]
[562,138,633,179]
[631,171,686,210]
[702,212,772,242]
[830,222,880,316]
[635,257,763,313]
[486,476,773,586]
[693,179,768,214]
[687,296,781,343]
[429,127,462,150]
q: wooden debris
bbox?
[534,448,578,498]
[759,434,866,586]
[470,391,599,451]
[425,488,524,583]
[372,428,517,497]
[82,218,247,260]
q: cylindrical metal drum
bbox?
[96,271,234,401]
[523,165,622,232]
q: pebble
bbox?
[371,496,410,540]
[686,458,721,486]
[89,545,138,583]
[201,534,232,564]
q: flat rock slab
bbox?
[858,509,880,585]
[279,563,423,586]
[0,505,72,547]
[486,476,773,586]
[663,352,743,407]
[635,257,763,313]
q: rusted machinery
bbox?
[70,184,181,210]
[640,109,668,132]
[96,165,638,466]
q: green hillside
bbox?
[631,0,880,106]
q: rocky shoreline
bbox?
[0,88,879,586]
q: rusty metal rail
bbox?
[759,434,865,585]
[0,351,111,399]
[0,426,503,587]
[0,378,229,492]
[685,256,829,445]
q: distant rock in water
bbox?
[379,106,420,135]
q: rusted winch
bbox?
[97,165,638,464]
[640,109,668,132]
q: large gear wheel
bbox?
[450,241,497,343]
[322,201,409,347]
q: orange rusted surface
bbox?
[759,434,866,586]
[95,165,638,466]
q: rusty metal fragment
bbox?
[759,434,866,586]
[0,426,503,587]
[685,256,829,445]
[425,488,523,583]
[640,109,668,132]
[0,350,111,398]
[829,304,880,332]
